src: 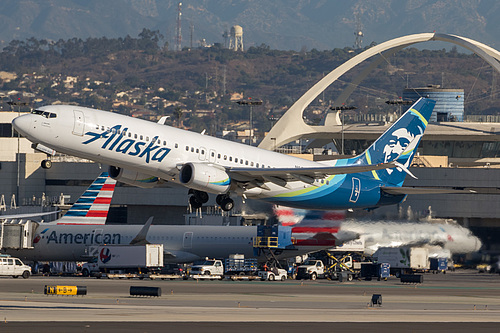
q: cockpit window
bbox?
[31,109,57,118]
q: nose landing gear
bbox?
[41,159,52,169]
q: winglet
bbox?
[129,216,154,245]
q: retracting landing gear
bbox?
[187,190,234,211]
[41,158,52,169]
[216,194,234,211]
[188,190,209,209]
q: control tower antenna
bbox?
[353,12,364,49]
[175,2,182,51]
[190,21,194,49]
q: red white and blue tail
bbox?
[56,172,116,225]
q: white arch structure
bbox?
[258,33,500,150]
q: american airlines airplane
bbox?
[274,206,482,257]
[12,98,436,212]
[5,173,345,263]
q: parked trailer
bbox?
[81,244,164,277]
[373,247,429,277]
[224,254,258,276]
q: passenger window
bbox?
[163,141,166,146]
[96,124,99,129]
[146,136,149,141]
[186,146,189,151]
[175,143,178,148]
[235,158,238,163]
[191,147,194,152]
[229,157,232,162]
[240,159,244,164]
[101,126,105,130]
[224,155,227,160]
[49,113,57,118]
[245,161,249,165]
[218,154,221,159]
[196,149,199,153]
[201,150,205,154]
[251,162,254,167]
[256,163,259,167]
[140,135,143,140]
[134,134,138,139]
[128,132,131,137]
[211,152,215,157]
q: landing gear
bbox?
[189,196,203,209]
[188,190,209,210]
[41,159,52,169]
[216,194,234,211]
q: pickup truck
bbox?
[295,259,325,280]
[190,259,224,276]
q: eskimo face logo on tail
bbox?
[82,125,171,163]
[383,127,422,174]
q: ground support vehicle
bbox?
[253,225,295,270]
[429,257,448,273]
[81,244,164,277]
[360,262,391,280]
[189,259,224,278]
[323,251,365,282]
[0,254,31,278]
[295,259,326,280]
[224,254,258,276]
[258,268,288,281]
[373,247,429,277]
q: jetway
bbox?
[0,220,38,250]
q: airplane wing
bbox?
[381,186,500,195]
[228,162,397,188]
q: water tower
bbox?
[229,25,244,51]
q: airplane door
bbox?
[72,110,85,136]
[183,232,193,249]
[349,177,361,203]
[209,149,216,163]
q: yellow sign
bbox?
[45,285,79,295]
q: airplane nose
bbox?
[12,114,31,136]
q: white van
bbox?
[0,256,31,278]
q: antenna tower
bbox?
[353,13,364,49]
[175,2,182,51]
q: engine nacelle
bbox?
[179,163,230,194]
[108,166,160,188]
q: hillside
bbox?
[0,0,498,51]
[0,34,498,134]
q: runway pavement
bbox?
[0,269,499,332]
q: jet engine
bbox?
[179,163,230,194]
[108,166,160,188]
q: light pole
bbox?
[330,105,356,155]
[236,99,262,145]
[8,101,30,207]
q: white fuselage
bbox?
[8,224,331,263]
[14,105,324,198]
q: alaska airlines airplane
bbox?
[12,98,436,211]
[5,173,345,263]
